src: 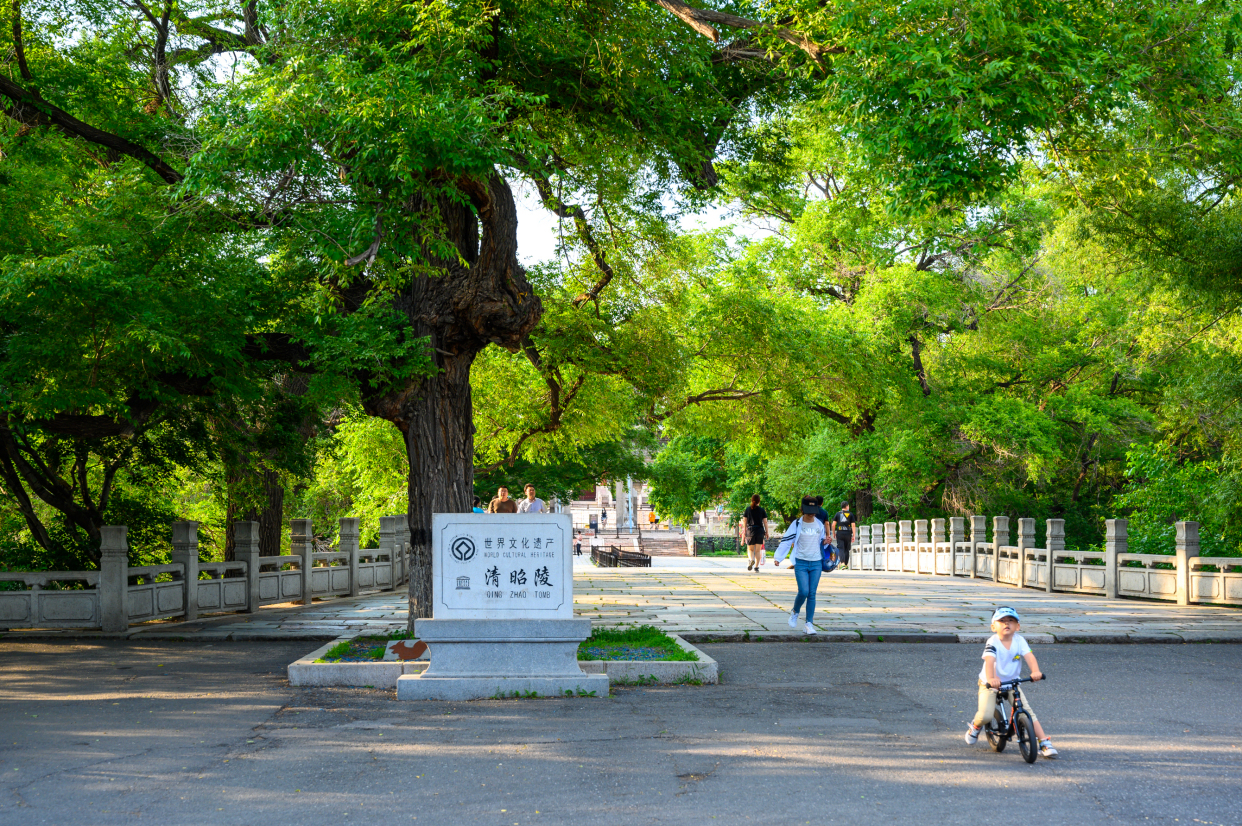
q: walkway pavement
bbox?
[5,639,1241,825]
[63,557,1239,643]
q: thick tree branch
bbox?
[908,334,931,397]
[653,0,843,62]
[0,75,182,183]
[649,386,760,422]
[810,404,877,435]
[0,435,60,555]
[810,403,853,427]
[11,0,32,81]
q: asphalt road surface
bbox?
[2,640,1239,825]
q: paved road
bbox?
[3,640,1239,825]
[43,556,1234,642]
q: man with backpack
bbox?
[830,501,857,569]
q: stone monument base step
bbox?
[396,673,608,701]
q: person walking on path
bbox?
[830,501,856,569]
[487,487,518,513]
[775,496,827,635]
[517,484,546,513]
[600,509,608,529]
[740,494,769,571]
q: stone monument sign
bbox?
[396,513,607,700]
[432,513,572,619]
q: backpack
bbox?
[821,542,840,573]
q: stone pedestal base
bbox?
[396,618,606,701]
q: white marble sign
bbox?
[432,513,573,619]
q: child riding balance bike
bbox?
[965,606,1059,760]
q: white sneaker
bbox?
[1039,741,1059,758]
[788,611,798,628]
[965,724,980,745]
[805,623,816,635]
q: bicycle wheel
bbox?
[1015,710,1037,763]
[986,709,1007,752]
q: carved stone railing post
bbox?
[1176,521,1198,606]
[99,526,130,633]
[395,515,411,584]
[340,517,361,597]
[949,517,965,575]
[171,521,200,621]
[1017,518,1035,589]
[380,515,400,590]
[1045,519,1065,593]
[970,515,987,579]
[1104,519,1126,599]
[292,518,314,604]
[931,518,946,574]
[913,520,928,573]
[899,520,912,571]
[235,521,262,612]
[885,522,898,571]
[992,516,1010,584]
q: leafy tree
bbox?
[8,0,1238,602]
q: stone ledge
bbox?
[395,673,609,700]
[578,636,717,684]
[286,638,427,688]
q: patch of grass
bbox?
[314,640,353,663]
[578,625,698,662]
[314,633,414,662]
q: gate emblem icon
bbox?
[450,536,476,562]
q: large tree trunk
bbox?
[257,470,284,556]
[397,354,476,619]
[224,468,284,559]
[363,171,541,631]
[853,486,873,520]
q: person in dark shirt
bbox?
[813,495,831,526]
[830,501,857,568]
[487,487,518,513]
[739,494,769,571]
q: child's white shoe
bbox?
[964,724,981,745]
[1039,740,1059,758]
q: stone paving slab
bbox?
[5,556,1240,642]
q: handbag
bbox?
[821,541,840,573]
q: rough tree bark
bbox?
[362,172,541,628]
[223,469,283,559]
[853,486,873,520]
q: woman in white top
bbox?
[783,495,826,635]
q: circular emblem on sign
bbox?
[450,536,476,562]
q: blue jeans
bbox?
[792,558,823,624]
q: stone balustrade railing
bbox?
[851,517,1242,607]
[0,515,411,633]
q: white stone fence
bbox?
[0,515,410,633]
[852,517,1242,607]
